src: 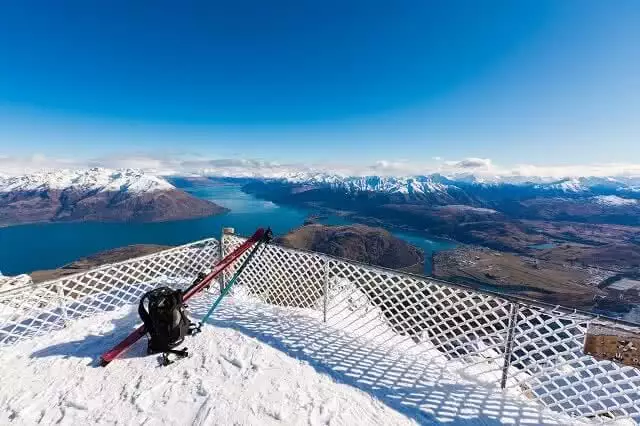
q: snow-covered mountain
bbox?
[273,173,456,197]
[240,171,640,229]
[535,178,587,193]
[593,195,639,206]
[531,176,640,193]
[325,176,449,195]
[199,165,640,190]
[0,168,227,227]
[259,172,640,199]
[0,168,174,194]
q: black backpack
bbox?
[138,287,194,358]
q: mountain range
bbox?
[241,173,640,226]
[277,172,640,196]
[234,172,640,259]
[0,168,228,227]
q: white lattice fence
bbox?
[3,231,640,422]
[223,234,640,423]
[0,238,219,346]
[507,305,640,420]
[223,235,328,309]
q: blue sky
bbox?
[0,1,639,172]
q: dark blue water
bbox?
[0,181,454,275]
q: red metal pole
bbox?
[99,228,265,366]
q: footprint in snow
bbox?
[263,405,286,422]
[221,354,244,369]
[64,400,88,411]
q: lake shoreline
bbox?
[0,180,454,276]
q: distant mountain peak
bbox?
[0,168,226,227]
[0,168,175,194]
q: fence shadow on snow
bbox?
[208,299,569,426]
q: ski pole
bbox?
[99,227,267,366]
[197,228,272,328]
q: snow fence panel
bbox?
[0,238,219,346]
[506,304,640,420]
[222,234,640,423]
[325,258,513,383]
[0,284,65,346]
[223,234,328,310]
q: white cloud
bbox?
[505,163,640,179]
[179,158,315,178]
[2,153,640,182]
[367,160,425,175]
[448,158,493,170]
[0,154,82,176]
[85,154,182,175]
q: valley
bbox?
[0,177,450,277]
[240,175,640,317]
[2,170,639,319]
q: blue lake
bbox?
[0,181,455,275]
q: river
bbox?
[0,180,455,275]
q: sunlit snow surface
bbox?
[593,195,639,206]
[0,288,616,425]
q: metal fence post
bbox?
[56,283,70,327]
[219,227,235,293]
[323,260,329,323]
[500,302,520,389]
[219,229,225,294]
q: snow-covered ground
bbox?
[0,303,413,425]
[0,287,591,426]
[0,273,32,291]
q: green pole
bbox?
[199,237,266,326]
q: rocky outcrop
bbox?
[30,244,172,282]
[277,224,424,272]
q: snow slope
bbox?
[0,274,32,291]
[0,304,412,425]
[0,168,174,194]
[0,288,588,426]
[593,195,639,206]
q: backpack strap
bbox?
[160,349,189,366]
[173,290,184,309]
[138,291,154,334]
[165,348,188,357]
